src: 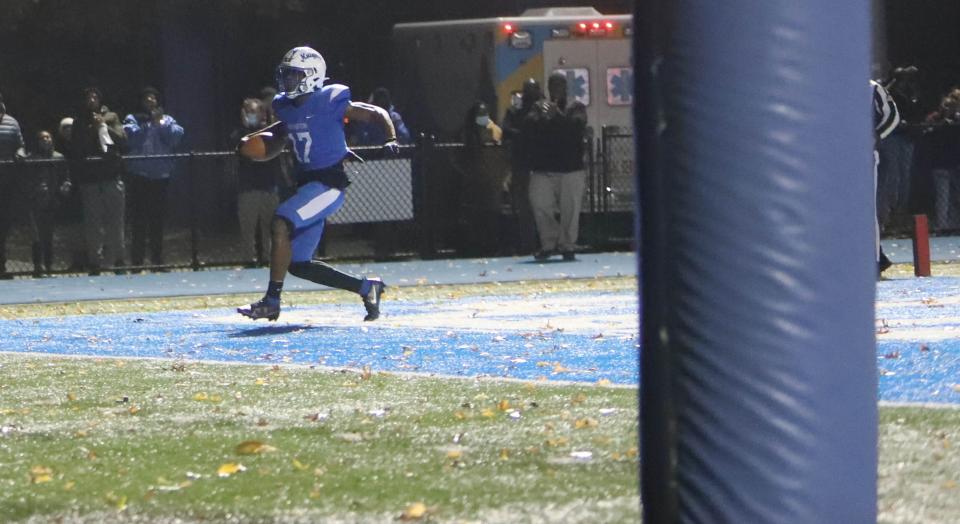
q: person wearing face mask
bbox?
[25,130,68,276]
[455,101,506,256]
[123,87,184,269]
[229,98,292,267]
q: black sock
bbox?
[288,260,363,293]
[266,280,284,300]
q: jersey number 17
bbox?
[292,132,312,163]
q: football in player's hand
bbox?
[238,134,268,161]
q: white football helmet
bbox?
[276,46,327,99]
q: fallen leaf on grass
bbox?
[497,399,511,411]
[235,440,277,455]
[30,465,53,484]
[217,463,246,477]
[292,459,309,471]
[574,417,599,429]
[105,492,127,510]
[546,437,570,448]
[399,502,428,521]
[66,391,77,402]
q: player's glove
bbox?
[383,140,400,155]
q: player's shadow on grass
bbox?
[229,325,318,338]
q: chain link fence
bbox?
[0,137,638,277]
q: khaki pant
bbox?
[80,178,126,269]
[238,190,279,263]
[528,169,587,253]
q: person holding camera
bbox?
[123,86,184,269]
[524,72,589,262]
[64,86,127,275]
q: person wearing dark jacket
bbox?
[64,87,127,275]
[502,79,543,255]
[26,130,68,276]
[524,72,588,262]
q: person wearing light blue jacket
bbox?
[123,86,184,268]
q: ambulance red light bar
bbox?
[572,20,616,36]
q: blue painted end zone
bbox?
[1,290,640,385]
[5,258,960,403]
[877,276,960,403]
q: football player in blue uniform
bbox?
[237,46,399,321]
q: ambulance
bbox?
[391,6,633,140]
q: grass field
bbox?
[0,354,639,523]
[2,271,960,522]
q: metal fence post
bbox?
[188,152,200,271]
[413,133,436,258]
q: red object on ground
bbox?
[913,214,931,277]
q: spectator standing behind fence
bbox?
[64,87,127,276]
[229,98,291,267]
[456,100,505,256]
[502,79,543,255]
[347,87,411,146]
[524,72,588,262]
[0,92,27,279]
[922,88,960,234]
[123,87,184,269]
[26,131,68,276]
[57,117,88,272]
[873,79,900,277]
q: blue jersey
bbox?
[273,84,351,172]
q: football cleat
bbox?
[361,278,386,322]
[238,296,281,321]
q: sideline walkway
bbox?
[0,252,638,305]
[883,235,960,264]
[0,235,955,306]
